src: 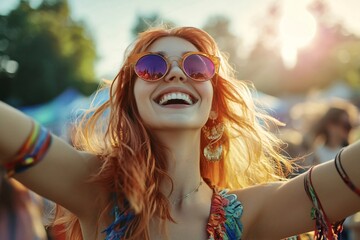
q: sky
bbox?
[1,0,360,79]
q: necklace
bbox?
[171,179,203,205]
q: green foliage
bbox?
[0,0,97,107]
[331,40,360,91]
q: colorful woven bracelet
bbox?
[304,167,343,240]
[5,121,39,169]
[4,121,52,177]
[334,148,360,197]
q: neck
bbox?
[154,129,204,203]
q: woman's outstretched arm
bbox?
[0,101,104,219]
[238,141,360,239]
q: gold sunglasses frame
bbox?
[128,51,220,81]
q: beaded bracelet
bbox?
[4,121,52,177]
[304,167,343,240]
[334,148,360,197]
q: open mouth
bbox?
[154,92,198,106]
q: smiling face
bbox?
[133,36,214,131]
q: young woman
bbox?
[1,26,359,240]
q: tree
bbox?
[239,2,290,95]
[241,0,360,96]
[202,16,243,78]
[0,0,98,107]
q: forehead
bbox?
[146,36,199,56]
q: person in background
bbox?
[310,101,358,165]
[0,167,48,240]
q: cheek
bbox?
[133,79,149,104]
[133,79,156,119]
[200,82,214,106]
[133,83,141,106]
[133,80,146,116]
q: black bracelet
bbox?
[334,148,360,197]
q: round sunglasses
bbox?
[129,51,220,82]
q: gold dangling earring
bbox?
[202,110,224,162]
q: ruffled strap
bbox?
[207,188,244,240]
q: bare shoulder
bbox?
[230,182,282,200]
[230,182,283,213]
[229,182,284,236]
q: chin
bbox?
[149,120,205,130]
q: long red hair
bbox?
[55,26,293,239]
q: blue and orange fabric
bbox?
[104,187,244,240]
[207,189,243,240]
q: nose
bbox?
[164,60,187,82]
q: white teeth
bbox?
[158,92,193,105]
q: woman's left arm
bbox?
[311,141,360,222]
[243,141,360,239]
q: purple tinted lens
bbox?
[183,54,215,80]
[135,54,167,81]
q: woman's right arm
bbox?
[0,101,105,219]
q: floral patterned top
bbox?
[207,189,243,240]
[103,188,244,240]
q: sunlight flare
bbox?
[279,3,317,68]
